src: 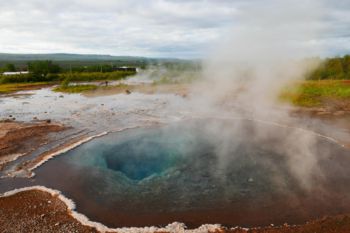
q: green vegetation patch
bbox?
[58,71,135,82]
[306,55,350,80]
[0,82,50,94]
[53,84,98,93]
[280,80,350,107]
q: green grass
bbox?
[58,71,135,82]
[53,84,98,93]
[0,82,51,94]
[0,71,135,84]
[280,80,350,107]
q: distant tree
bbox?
[342,55,350,76]
[85,64,114,73]
[27,60,61,80]
[3,63,16,72]
[326,58,344,79]
[304,55,350,80]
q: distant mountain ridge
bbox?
[0,53,181,62]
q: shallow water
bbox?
[0,88,189,131]
[2,119,350,228]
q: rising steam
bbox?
[197,0,325,115]
[188,0,329,190]
[125,0,332,191]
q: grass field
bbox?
[0,82,52,94]
[280,80,350,107]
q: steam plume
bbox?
[189,0,329,189]
[197,0,325,116]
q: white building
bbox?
[2,71,29,76]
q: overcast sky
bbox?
[0,0,349,58]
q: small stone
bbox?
[59,95,64,98]
[33,117,38,120]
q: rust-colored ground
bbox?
[0,121,65,170]
[1,190,350,233]
[213,215,350,233]
[0,190,98,233]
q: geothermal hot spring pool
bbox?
[3,119,350,228]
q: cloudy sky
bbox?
[0,0,349,58]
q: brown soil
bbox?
[20,133,94,173]
[0,83,55,96]
[0,190,98,233]
[214,215,350,233]
[0,121,65,169]
[2,190,350,233]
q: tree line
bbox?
[0,60,136,83]
[2,55,350,83]
[306,55,350,80]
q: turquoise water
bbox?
[67,126,193,181]
[22,119,350,227]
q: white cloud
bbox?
[0,0,348,58]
